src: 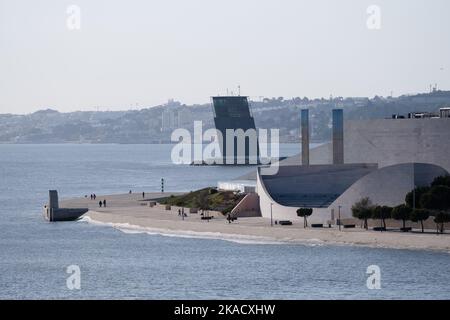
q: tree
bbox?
[391,204,412,230]
[410,209,431,233]
[194,193,209,215]
[372,205,392,229]
[420,185,450,211]
[433,212,450,234]
[431,175,450,188]
[297,208,313,228]
[351,197,374,230]
[405,186,430,209]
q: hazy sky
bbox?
[1,0,449,114]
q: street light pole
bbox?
[412,164,415,211]
[338,205,341,231]
[270,203,273,227]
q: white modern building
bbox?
[257,163,448,223]
[255,113,450,223]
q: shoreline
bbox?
[61,193,450,253]
[82,212,450,252]
[79,215,288,245]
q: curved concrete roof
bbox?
[257,162,449,223]
[259,164,378,208]
[329,162,449,215]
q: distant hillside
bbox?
[1,91,449,144]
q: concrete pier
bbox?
[43,190,88,222]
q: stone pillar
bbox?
[49,190,59,209]
[332,109,344,164]
[301,109,310,166]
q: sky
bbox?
[1,0,449,114]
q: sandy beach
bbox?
[61,192,450,252]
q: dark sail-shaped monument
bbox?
[212,96,260,165]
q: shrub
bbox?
[420,186,450,211]
[431,175,450,188]
[405,186,431,209]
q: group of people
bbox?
[90,189,147,209]
[98,199,106,208]
[178,209,187,218]
[90,193,106,208]
[129,190,146,199]
[226,214,237,224]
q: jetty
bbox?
[43,190,88,222]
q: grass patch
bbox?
[158,188,244,215]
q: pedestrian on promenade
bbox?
[99,201,102,208]
[103,199,106,207]
[142,192,145,199]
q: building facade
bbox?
[256,114,450,223]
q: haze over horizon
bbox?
[1,0,449,114]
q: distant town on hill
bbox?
[1,90,450,144]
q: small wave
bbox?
[78,216,450,252]
[79,216,304,246]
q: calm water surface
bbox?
[0,144,449,299]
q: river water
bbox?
[0,144,449,299]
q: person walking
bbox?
[99,201,102,208]
[142,192,145,199]
[103,199,106,207]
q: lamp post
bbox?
[380,207,384,231]
[412,164,415,211]
[270,203,273,227]
[338,205,342,231]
